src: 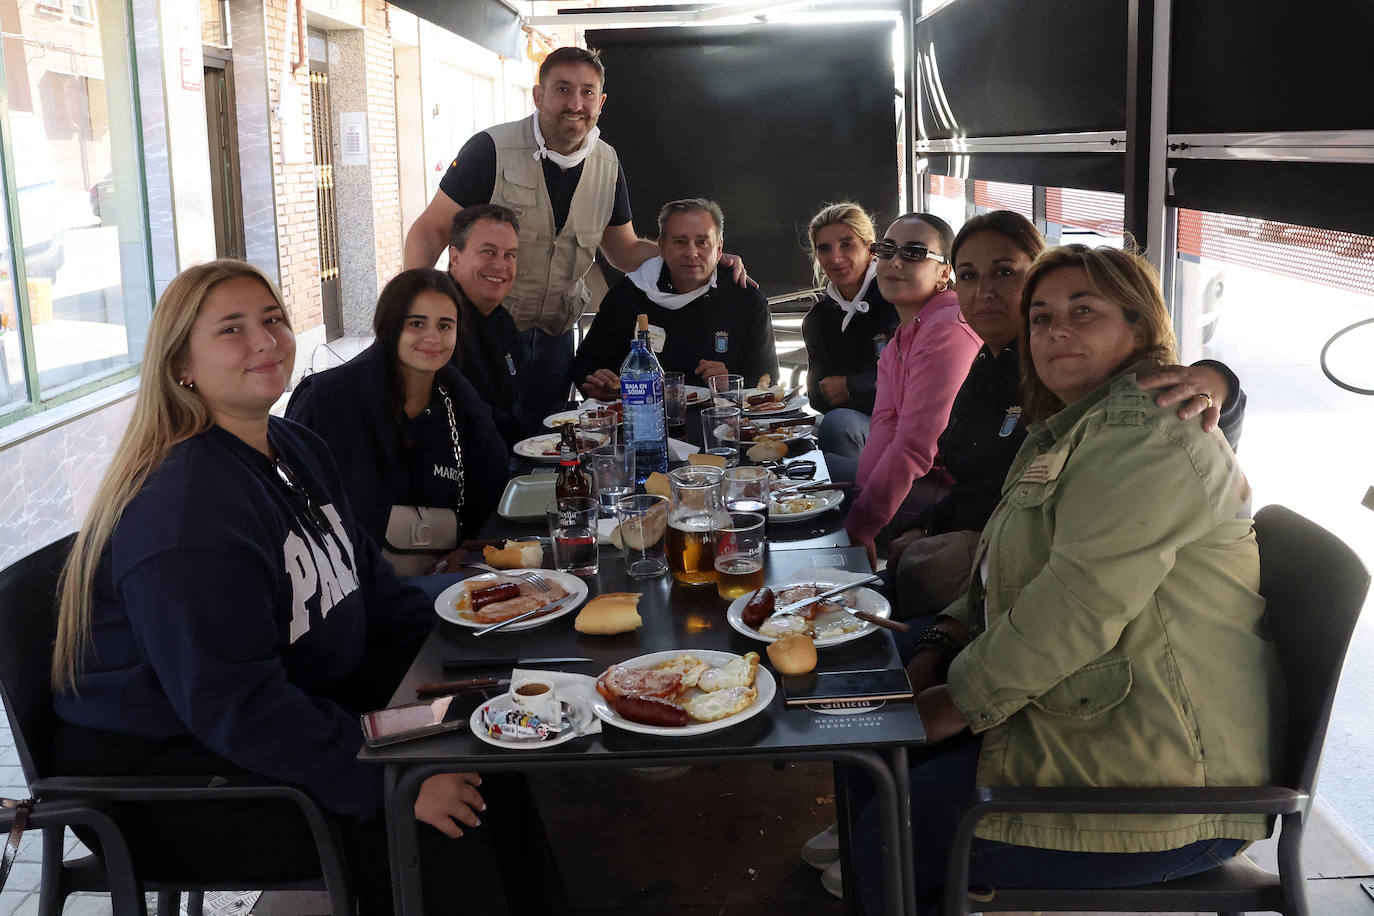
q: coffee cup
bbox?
[510,677,560,725]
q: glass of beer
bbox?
[713,511,766,600]
[667,466,725,586]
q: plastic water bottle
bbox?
[620,314,668,485]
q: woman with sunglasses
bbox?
[849,244,1277,915]
[286,268,507,575]
[838,212,982,568]
[886,211,1244,619]
[50,261,564,916]
[801,202,900,459]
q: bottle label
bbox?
[622,377,663,407]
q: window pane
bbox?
[927,174,966,236]
[0,155,30,415]
[1172,207,1374,841]
[972,179,1032,221]
[1046,187,1124,248]
[2,0,152,403]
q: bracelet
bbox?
[913,626,962,659]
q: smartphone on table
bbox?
[361,694,469,747]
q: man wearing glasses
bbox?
[569,198,778,400]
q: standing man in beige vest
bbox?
[404,46,749,425]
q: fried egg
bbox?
[697,652,759,692]
[652,653,710,688]
[760,614,810,637]
[684,686,757,722]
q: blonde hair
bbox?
[53,260,289,690]
[1018,244,1177,420]
[806,202,877,287]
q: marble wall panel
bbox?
[230,0,282,286]
[0,398,133,570]
[327,29,380,336]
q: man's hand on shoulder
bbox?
[719,252,758,289]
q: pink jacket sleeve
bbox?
[847,300,981,544]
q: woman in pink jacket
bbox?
[840,213,982,567]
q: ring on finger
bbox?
[1195,392,1214,408]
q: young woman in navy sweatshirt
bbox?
[51,260,562,915]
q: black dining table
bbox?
[359,401,924,915]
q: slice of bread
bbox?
[574,592,643,635]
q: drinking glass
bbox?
[667,466,726,586]
[615,493,669,579]
[713,511,767,599]
[546,496,599,576]
[708,373,744,408]
[701,405,741,467]
[589,444,634,518]
[578,407,618,449]
[723,466,771,519]
[663,372,687,429]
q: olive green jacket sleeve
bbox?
[947,401,1233,729]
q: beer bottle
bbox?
[555,423,593,500]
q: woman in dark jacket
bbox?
[287,269,507,572]
[801,202,900,459]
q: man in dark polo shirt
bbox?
[571,199,778,399]
[445,204,526,448]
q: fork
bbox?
[458,561,552,592]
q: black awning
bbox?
[389,0,522,59]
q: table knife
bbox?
[443,657,593,673]
[768,574,884,619]
[415,676,509,698]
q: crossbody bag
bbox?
[383,384,466,576]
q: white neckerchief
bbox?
[828,260,878,332]
[531,113,600,170]
[627,256,716,311]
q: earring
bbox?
[178,378,195,390]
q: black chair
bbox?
[0,534,355,916]
[0,798,143,913]
[943,504,1372,915]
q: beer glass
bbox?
[615,493,669,579]
[723,466,771,519]
[701,405,741,467]
[666,465,726,586]
[708,373,744,408]
[713,511,766,599]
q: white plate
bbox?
[741,389,808,417]
[542,409,585,429]
[591,649,777,737]
[681,385,712,407]
[768,489,844,522]
[469,695,593,750]
[514,431,608,462]
[726,577,892,647]
[434,570,588,632]
[718,423,815,447]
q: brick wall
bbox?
[364,0,401,291]
[265,0,322,332]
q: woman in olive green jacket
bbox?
[853,244,1283,915]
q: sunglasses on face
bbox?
[869,240,948,264]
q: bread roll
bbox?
[483,539,543,569]
[574,592,644,635]
[756,373,771,389]
[746,440,788,463]
[766,633,817,674]
[609,500,667,550]
[645,471,671,498]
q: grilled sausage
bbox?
[470,582,521,610]
[741,587,775,628]
[607,692,691,728]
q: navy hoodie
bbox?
[285,342,507,547]
[54,419,433,818]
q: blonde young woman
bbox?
[850,245,1281,915]
[50,260,563,916]
[802,202,900,458]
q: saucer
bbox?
[469,694,591,750]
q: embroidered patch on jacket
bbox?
[1017,450,1068,484]
[714,330,729,353]
[998,407,1022,438]
[873,335,888,357]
